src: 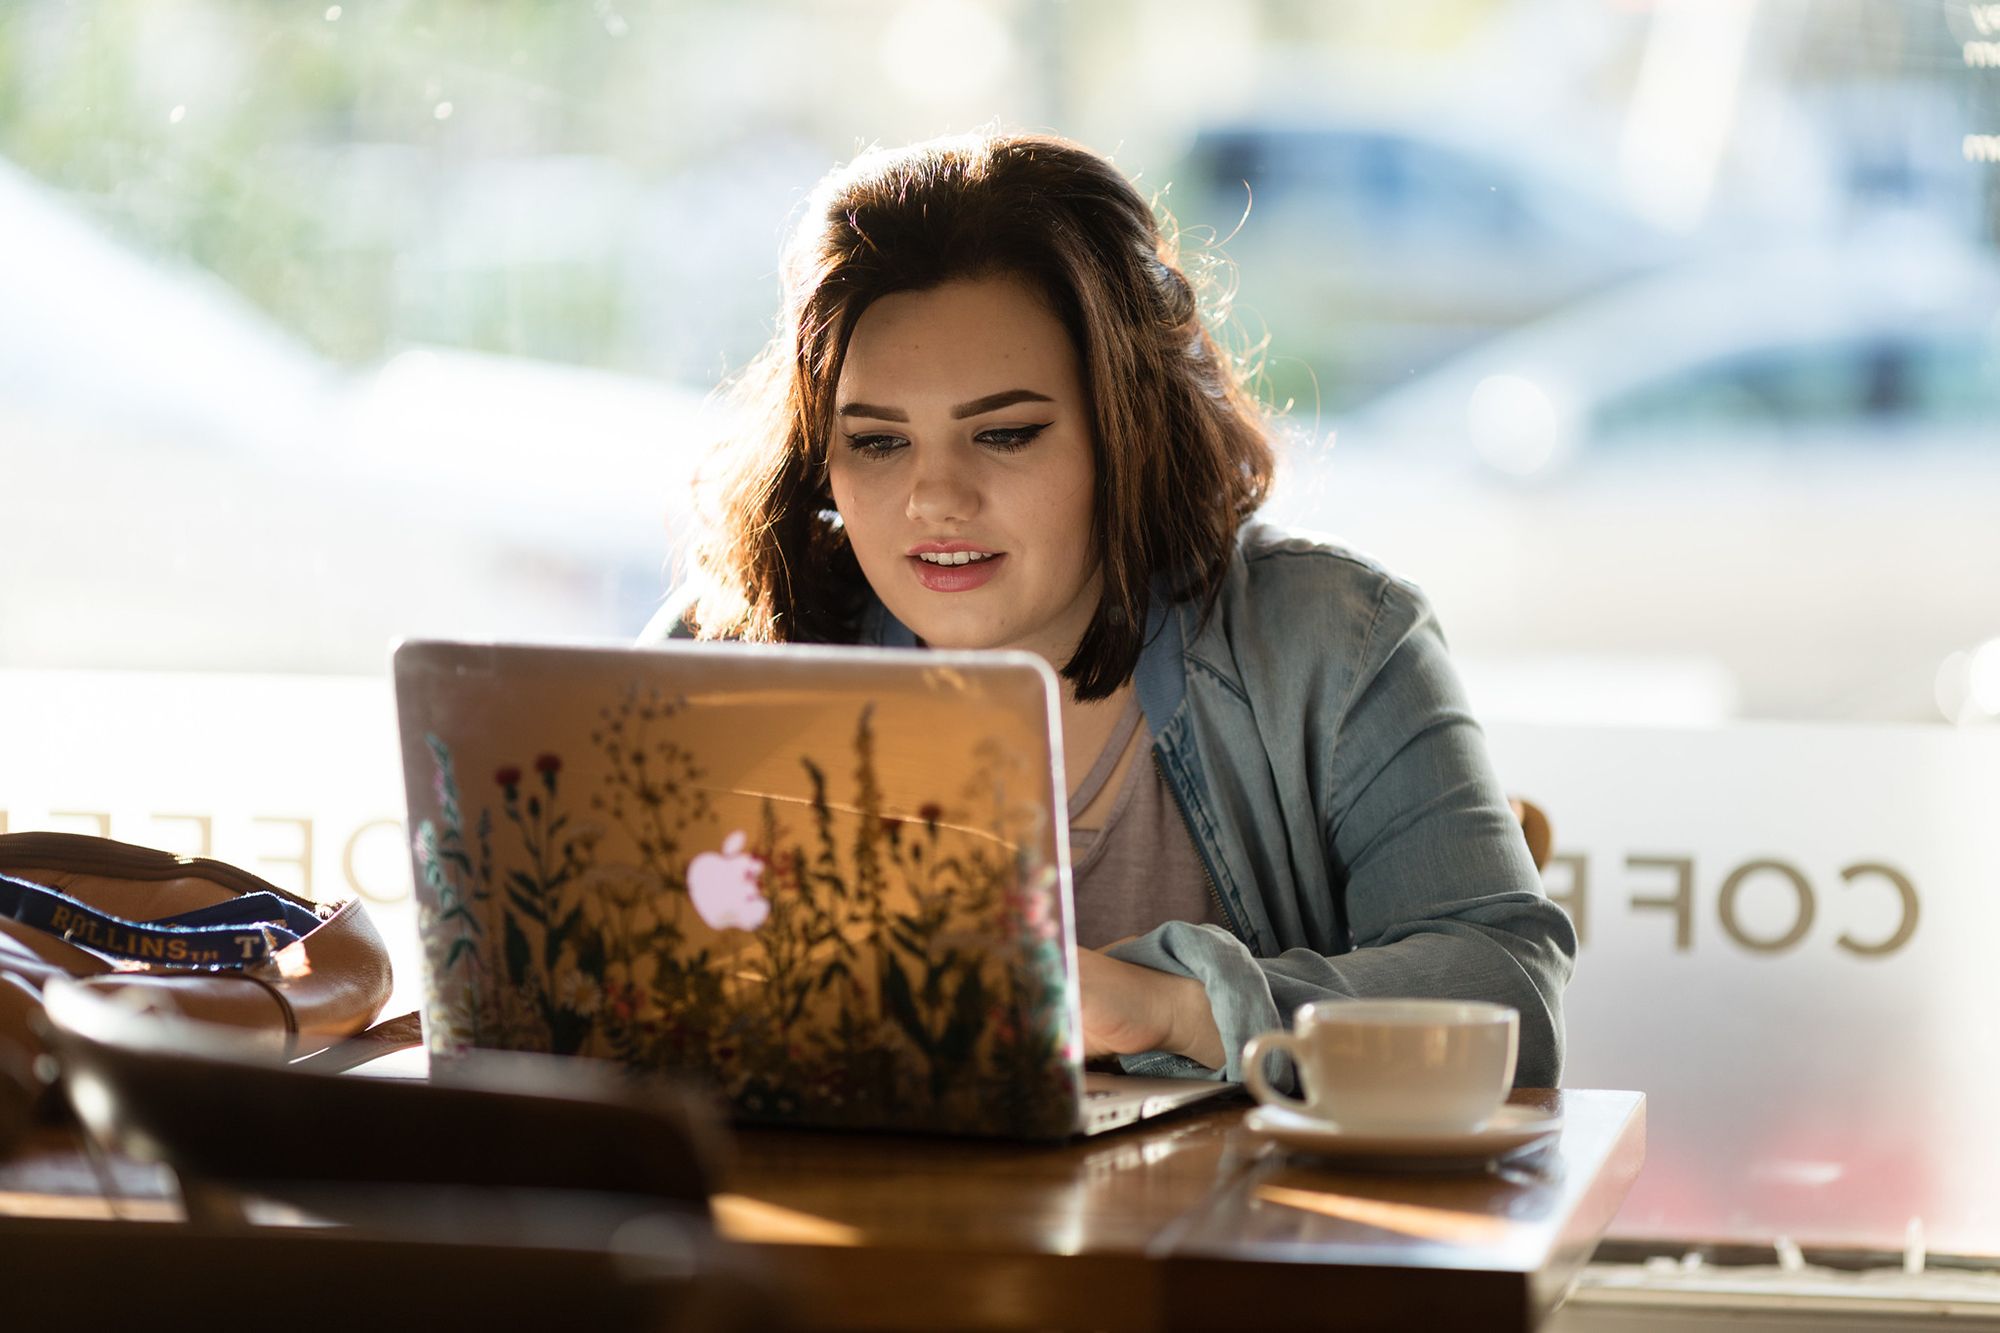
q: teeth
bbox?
[917,551,994,566]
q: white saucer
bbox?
[1243,1103,1564,1169]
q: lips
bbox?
[909,551,1005,592]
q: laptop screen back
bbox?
[393,639,1085,1138]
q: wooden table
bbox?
[712,1088,1645,1332]
[0,1087,1642,1332]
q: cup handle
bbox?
[1242,1031,1311,1114]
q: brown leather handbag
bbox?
[0,831,398,1145]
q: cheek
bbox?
[827,469,892,563]
[825,466,864,524]
[1062,533,1101,590]
[1046,461,1097,559]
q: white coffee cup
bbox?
[1241,999,1519,1134]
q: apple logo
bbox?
[687,830,770,932]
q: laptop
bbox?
[391,639,1233,1139]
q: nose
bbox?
[904,450,980,525]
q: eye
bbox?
[977,424,1050,452]
[842,433,907,459]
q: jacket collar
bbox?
[858,596,919,649]
[1131,582,1188,728]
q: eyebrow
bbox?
[836,389,1056,423]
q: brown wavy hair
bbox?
[680,130,1275,701]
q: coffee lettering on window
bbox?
[1627,855,1696,951]
[342,817,410,904]
[1718,859,1815,954]
[1836,862,1920,957]
[151,813,214,859]
[252,815,315,901]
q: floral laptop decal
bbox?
[396,642,1083,1139]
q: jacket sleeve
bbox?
[1108,578,1576,1090]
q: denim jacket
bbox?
[650,521,1575,1088]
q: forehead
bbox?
[838,274,1081,399]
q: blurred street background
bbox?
[4,0,1997,724]
[8,0,2000,1275]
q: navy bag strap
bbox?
[0,873,303,970]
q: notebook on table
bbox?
[391,639,1232,1139]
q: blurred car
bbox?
[0,157,722,675]
[1262,230,2000,723]
[1170,118,1681,403]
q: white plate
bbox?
[1243,1102,1564,1169]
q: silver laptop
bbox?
[392,639,1231,1138]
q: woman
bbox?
[651,130,1575,1087]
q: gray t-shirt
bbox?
[1067,697,1223,949]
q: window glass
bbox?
[1595,342,1896,440]
[1908,328,2000,416]
[5,0,2000,1271]
[1594,332,2000,448]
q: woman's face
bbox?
[825,273,1100,670]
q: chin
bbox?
[911,627,1006,653]
[893,609,1012,654]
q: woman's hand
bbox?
[1075,947,1226,1070]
